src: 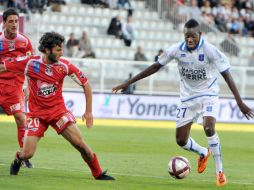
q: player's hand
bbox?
[112,83,129,93]
[238,102,254,120]
[82,112,93,128]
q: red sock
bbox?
[16,151,23,161]
[17,126,25,148]
[86,153,103,178]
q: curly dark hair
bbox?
[38,32,65,53]
[3,8,19,22]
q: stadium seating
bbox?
[25,0,254,66]
[22,0,254,97]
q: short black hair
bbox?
[3,8,19,22]
[184,19,199,29]
[38,32,65,53]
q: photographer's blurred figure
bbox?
[134,46,147,61]
[122,73,136,94]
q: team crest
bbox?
[56,66,65,74]
[206,106,213,112]
[199,54,204,61]
[45,66,53,76]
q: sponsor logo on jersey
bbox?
[10,103,21,112]
[45,66,53,76]
[219,58,227,64]
[33,61,41,73]
[199,54,204,61]
[16,56,27,61]
[37,80,57,97]
[8,40,15,51]
[181,67,207,80]
[0,40,3,52]
[180,61,192,65]
[26,51,32,56]
[56,116,68,129]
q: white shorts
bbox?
[176,96,219,128]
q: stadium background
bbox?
[0,0,254,189]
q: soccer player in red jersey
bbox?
[0,32,114,180]
[0,8,33,168]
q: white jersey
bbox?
[158,37,230,102]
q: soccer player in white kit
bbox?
[112,19,254,186]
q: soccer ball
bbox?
[168,156,191,179]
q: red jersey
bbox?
[4,56,88,117]
[0,32,33,86]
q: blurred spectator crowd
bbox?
[167,0,254,37]
[107,15,135,47]
[66,31,96,58]
[0,0,66,14]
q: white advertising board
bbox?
[63,92,254,124]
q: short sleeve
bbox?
[26,39,34,56]
[157,44,178,66]
[68,62,88,86]
[207,44,230,73]
[4,56,29,74]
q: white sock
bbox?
[207,133,223,174]
[182,137,208,157]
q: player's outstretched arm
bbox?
[221,70,254,119]
[112,62,162,93]
[82,82,94,128]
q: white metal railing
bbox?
[64,58,254,98]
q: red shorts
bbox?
[0,84,25,115]
[25,111,76,137]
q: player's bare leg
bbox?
[176,122,192,147]
[10,136,39,175]
[176,122,209,173]
[13,112,33,168]
[61,123,115,180]
[203,116,227,186]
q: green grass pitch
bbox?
[0,121,254,190]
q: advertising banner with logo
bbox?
[63,92,254,124]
